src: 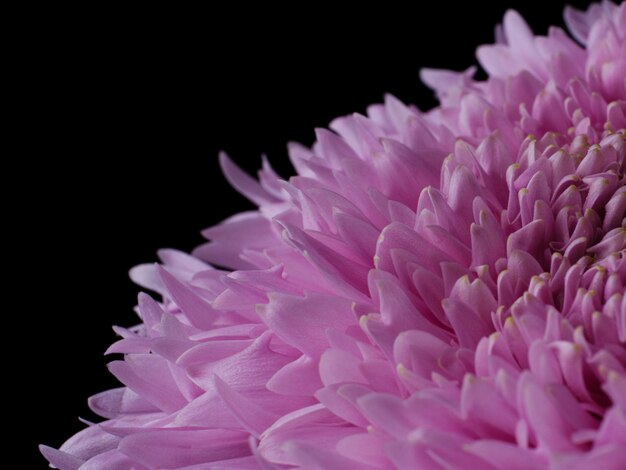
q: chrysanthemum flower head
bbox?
[43,2,625,469]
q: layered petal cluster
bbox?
[43,2,626,469]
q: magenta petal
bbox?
[357,393,414,439]
[157,265,217,329]
[219,152,280,206]
[108,356,187,413]
[552,444,626,470]
[465,440,547,469]
[88,387,158,419]
[214,375,279,437]
[194,212,277,270]
[78,450,149,470]
[39,445,83,470]
[259,416,357,466]
[442,297,492,349]
[460,374,518,437]
[336,433,390,468]
[267,354,323,396]
[520,374,596,452]
[258,291,354,357]
[118,429,251,468]
[282,440,379,470]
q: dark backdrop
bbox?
[26,1,593,466]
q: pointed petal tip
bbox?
[39,445,82,470]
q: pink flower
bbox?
[42,2,625,469]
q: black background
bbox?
[25,1,593,466]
